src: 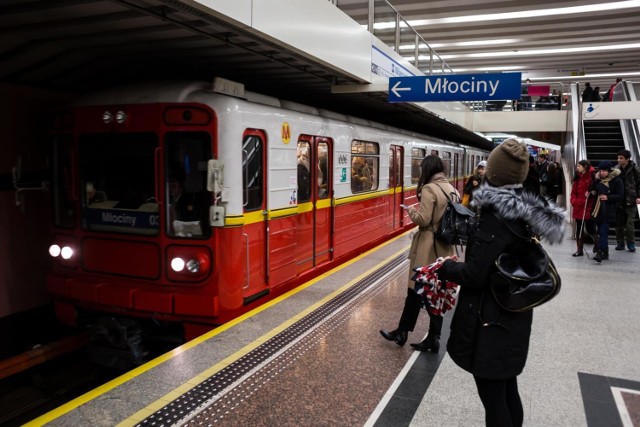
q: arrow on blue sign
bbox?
[388,72,522,103]
[390,81,411,98]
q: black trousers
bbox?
[473,376,523,427]
[397,288,443,336]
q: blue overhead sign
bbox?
[388,72,522,102]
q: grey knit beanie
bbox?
[485,139,530,186]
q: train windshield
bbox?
[79,133,159,236]
[165,132,212,238]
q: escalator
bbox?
[583,120,625,167]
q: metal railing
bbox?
[334,0,454,76]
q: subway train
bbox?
[46,79,490,345]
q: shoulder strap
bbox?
[434,182,462,203]
[495,215,536,242]
[433,183,451,202]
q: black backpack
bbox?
[434,184,476,245]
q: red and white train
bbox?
[47,79,489,341]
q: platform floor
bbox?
[28,230,640,427]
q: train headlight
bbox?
[49,236,78,269]
[115,110,127,124]
[49,244,61,257]
[102,111,113,124]
[166,246,211,282]
[60,246,74,260]
[186,259,200,273]
[171,257,185,272]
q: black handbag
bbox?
[490,221,561,312]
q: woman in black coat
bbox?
[437,139,565,427]
[590,161,623,263]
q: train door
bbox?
[242,131,268,298]
[389,145,404,229]
[295,136,333,275]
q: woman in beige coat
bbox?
[380,155,456,352]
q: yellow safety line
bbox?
[26,229,413,427]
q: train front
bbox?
[47,101,230,343]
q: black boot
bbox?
[601,248,609,260]
[594,250,603,263]
[572,238,584,257]
[410,314,442,353]
[380,329,408,346]
[380,288,422,347]
[410,334,440,353]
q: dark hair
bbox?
[416,155,444,198]
[617,149,631,160]
[578,159,591,169]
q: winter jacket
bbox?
[591,169,623,223]
[437,185,565,379]
[570,166,596,220]
[618,160,640,207]
[406,173,456,287]
[463,172,483,205]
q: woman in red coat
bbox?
[570,160,596,256]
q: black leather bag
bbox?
[434,185,475,245]
[490,226,561,312]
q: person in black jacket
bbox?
[436,139,566,427]
[591,161,624,263]
[522,155,541,196]
[614,149,640,252]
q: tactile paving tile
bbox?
[137,251,407,427]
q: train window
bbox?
[165,132,212,238]
[51,135,75,229]
[79,132,159,236]
[411,148,426,185]
[297,140,311,203]
[317,142,329,199]
[351,140,379,193]
[242,134,264,211]
[442,151,452,178]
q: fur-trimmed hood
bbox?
[472,184,566,244]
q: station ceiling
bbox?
[8,1,638,149]
[338,0,640,92]
[0,0,496,149]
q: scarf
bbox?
[411,257,459,317]
[592,169,620,217]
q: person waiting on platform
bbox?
[435,139,565,427]
[522,155,541,196]
[614,149,640,253]
[536,154,549,196]
[380,155,456,353]
[590,161,623,263]
[462,160,486,209]
[570,160,596,257]
[545,161,561,203]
